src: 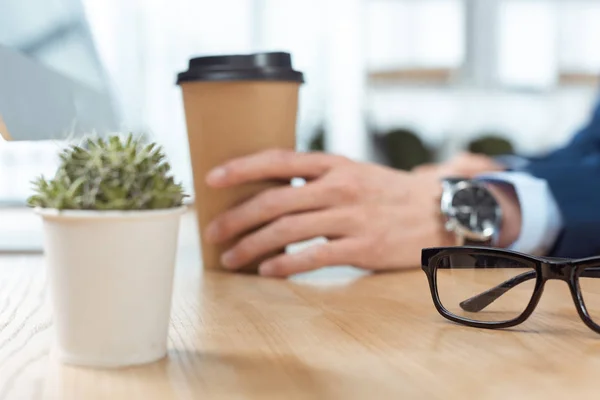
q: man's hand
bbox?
[204,150,521,278]
[204,149,455,277]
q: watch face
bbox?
[450,185,500,234]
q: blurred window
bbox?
[1,0,599,210]
[557,0,600,85]
[0,0,109,206]
[498,0,600,89]
[498,0,558,88]
[367,0,465,72]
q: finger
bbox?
[413,165,443,179]
[220,208,357,270]
[206,149,346,187]
[205,182,330,244]
[257,239,363,277]
[412,163,437,173]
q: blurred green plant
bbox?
[375,128,433,170]
[309,125,326,152]
[468,135,514,156]
[28,134,186,210]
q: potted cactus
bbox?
[29,134,187,368]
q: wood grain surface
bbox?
[1,213,600,399]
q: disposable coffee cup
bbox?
[177,52,304,272]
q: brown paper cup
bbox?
[177,53,304,272]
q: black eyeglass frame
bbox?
[421,246,600,334]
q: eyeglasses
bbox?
[421,246,600,334]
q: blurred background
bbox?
[1,0,599,250]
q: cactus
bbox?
[27,134,186,210]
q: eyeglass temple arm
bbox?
[459,267,600,313]
[459,270,535,312]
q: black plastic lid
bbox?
[176,51,304,84]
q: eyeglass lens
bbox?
[435,254,537,323]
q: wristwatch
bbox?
[440,178,502,247]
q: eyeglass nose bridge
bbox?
[540,262,574,282]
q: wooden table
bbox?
[2,216,600,399]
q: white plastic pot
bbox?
[35,206,187,368]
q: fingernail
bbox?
[205,223,219,242]
[259,262,276,276]
[206,167,227,185]
[221,250,237,269]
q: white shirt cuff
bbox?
[493,155,530,170]
[476,171,563,256]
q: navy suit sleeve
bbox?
[526,157,600,258]
[524,98,600,258]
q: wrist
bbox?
[486,183,522,248]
